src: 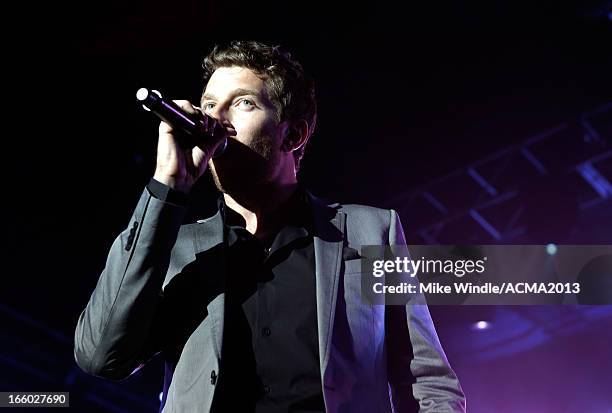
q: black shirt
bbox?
[147,180,325,413]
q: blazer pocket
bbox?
[344,262,363,276]
[341,246,362,275]
[342,246,361,261]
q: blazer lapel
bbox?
[307,191,346,376]
[192,210,227,362]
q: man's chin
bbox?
[210,154,277,195]
[210,166,267,196]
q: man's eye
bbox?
[238,99,255,108]
[203,103,215,112]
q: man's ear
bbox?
[281,120,309,153]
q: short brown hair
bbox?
[202,41,317,171]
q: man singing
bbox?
[74,41,466,412]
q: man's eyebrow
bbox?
[201,88,261,103]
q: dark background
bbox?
[2,1,612,412]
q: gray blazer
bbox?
[74,187,466,412]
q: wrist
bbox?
[153,171,191,194]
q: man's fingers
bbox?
[173,100,222,135]
[159,121,173,134]
[172,100,200,115]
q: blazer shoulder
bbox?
[308,189,392,218]
[337,202,395,232]
[308,189,393,224]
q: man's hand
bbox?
[153,100,226,193]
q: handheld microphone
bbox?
[136,88,227,158]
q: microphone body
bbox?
[136,88,227,158]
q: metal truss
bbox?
[389,102,612,244]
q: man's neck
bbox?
[223,181,300,240]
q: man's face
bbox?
[201,66,290,193]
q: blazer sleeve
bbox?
[74,187,188,380]
[386,209,467,412]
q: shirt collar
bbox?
[216,183,313,232]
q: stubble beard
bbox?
[209,131,280,196]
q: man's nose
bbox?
[206,107,234,133]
